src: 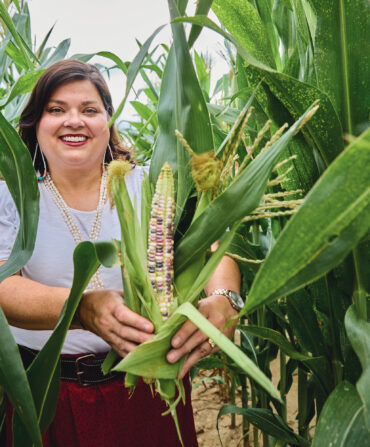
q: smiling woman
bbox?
[0,59,241,447]
[36,81,110,180]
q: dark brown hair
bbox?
[19,59,131,172]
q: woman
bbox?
[0,60,241,446]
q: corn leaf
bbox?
[150,0,213,228]
[212,0,276,69]
[244,129,370,314]
[238,325,313,362]
[187,0,213,49]
[177,303,281,401]
[174,102,317,275]
[108,25,166,126]
[12,241,118,446]
[0,1,34,69]
[311,0,370,134]
[0,69,45,107]
[0,308,42,447]
[345,305,370,429]
[0,112,39,282]
[217,405,309,446]
[313,381,370,446]
[41,39,70,68]
[173,14,344,166]
[149,47,179,181]
[178,222,239,304]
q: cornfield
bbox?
[0,0,369,446]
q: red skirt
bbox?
[7,374,198,447]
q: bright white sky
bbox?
[27,0,228,120]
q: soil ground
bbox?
[191,355,299,447]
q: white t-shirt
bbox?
[0,166,147,354]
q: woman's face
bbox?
[36,80,110,174]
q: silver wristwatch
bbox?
[210,289,244,312]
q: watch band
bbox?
[210,288,244,312]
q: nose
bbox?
[63,110,84,128]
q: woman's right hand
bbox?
[78,289,154,358]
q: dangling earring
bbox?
[33,143,47,181]
[102,144,114,171]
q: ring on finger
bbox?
[208,338,216,350]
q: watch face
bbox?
[229,291,244,310]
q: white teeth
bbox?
[61,136,87,142]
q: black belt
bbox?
[18,345,123,387]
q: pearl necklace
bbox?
[43,172,108,289]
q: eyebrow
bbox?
[47,100,100,106]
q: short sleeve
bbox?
[0,181,19,260]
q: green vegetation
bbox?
[0,1,369,445]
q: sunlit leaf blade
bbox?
[0,69,45,107]
[172,15,271,71]
[108,25,166,126]
[313,381,370,446]
[41,38,70,68]
[152,0,214,227]
[253,67,343,167]
[174,103,317,275]
[0,1,33,69]
[5,40,29,71]
[173,14,344,166]
[36,23,55,58]
[254,0,282,71]
[96,51,129,75]
[0,112,39,282]
[212,0,275,68]
[187,0,213,49]
[149,47,178,181]
[0,308,42,447]
[311,0,370,134]
[244,129,370,314]
[345,305,370,429]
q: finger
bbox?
[106,331,137,358]
[167,329,207,363]
[113,304,154,333]
[179,340,219,379]
[112,324,154,345]
[171,319,199,349]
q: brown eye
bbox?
[48,107,63,114]
[84,108,98,114]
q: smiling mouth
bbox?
[60,135,88,143]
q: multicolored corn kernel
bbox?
[147,163,175,319]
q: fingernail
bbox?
[144,323,152,331]
[172,336,181,347]
[167,352,176,363]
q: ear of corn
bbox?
[147,163,175,319]
[102,104,318,447]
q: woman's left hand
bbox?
[166,295,239,379]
